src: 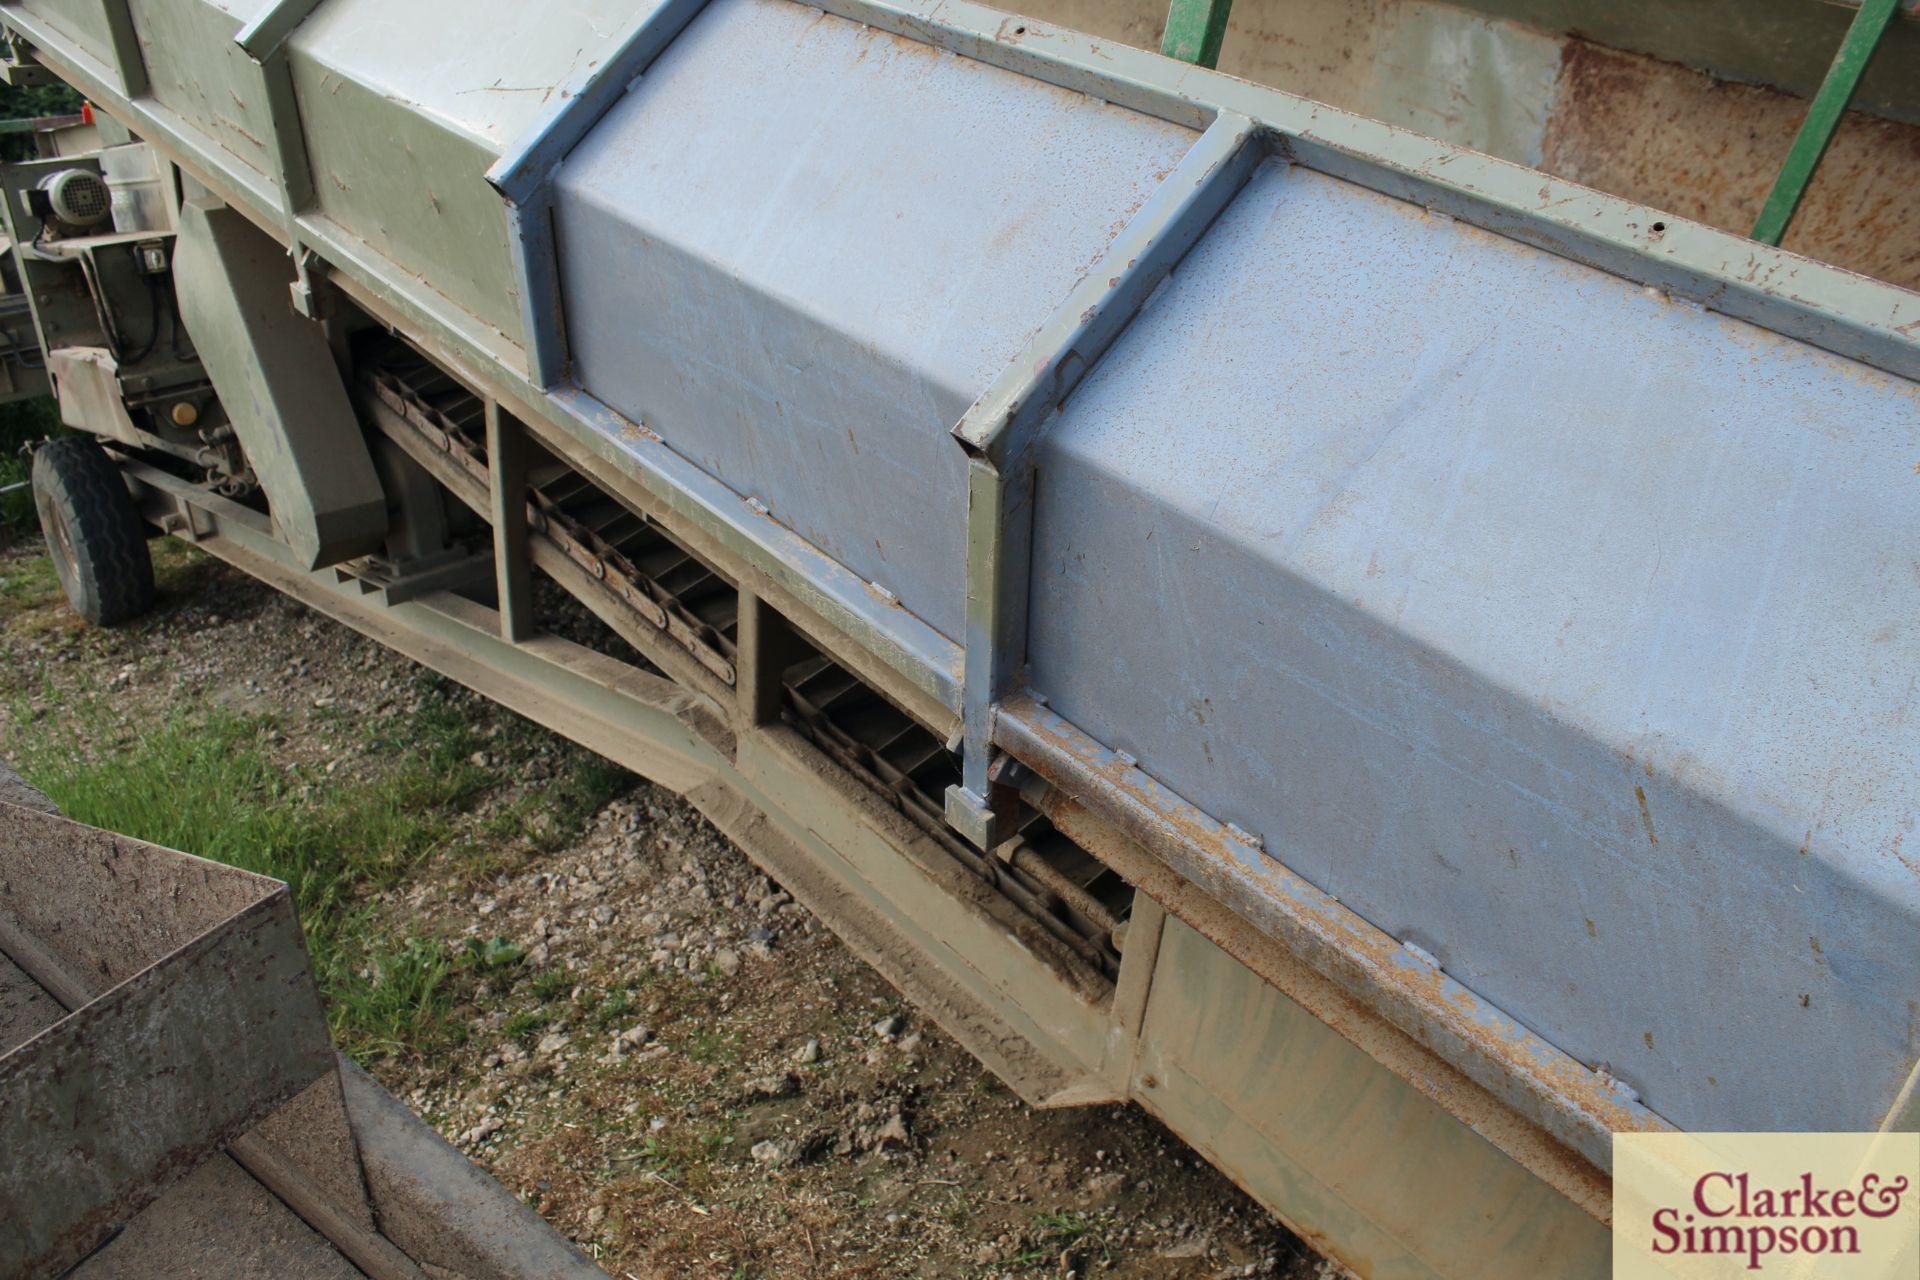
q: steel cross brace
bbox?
[1751,0,1903,246]
[943,111,1265,849]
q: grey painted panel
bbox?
[284,0,641,347]
[126,0,272,179]
[1032,158,1920,1132]
[554,0,1195,641]
[15,0,114,64]
[287,0,644,152]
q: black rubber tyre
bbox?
[31,437,155,627]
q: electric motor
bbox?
[38,168,110,229]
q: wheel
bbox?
[31,437,155,626]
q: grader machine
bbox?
[2,0,1918,1275]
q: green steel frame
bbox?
[1159,0,1234,68]
[1751,0,1903,245]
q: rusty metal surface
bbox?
[0,949,62,1056]
[0,804,333,1280]
[228,1125,428,1280]
[1031,785,1613,1223]
[69,1154,366,1280]
[0,758,57,814]
[0,767,70,1057]
[0,801,272,993]
[0,754,591,1280]
[239,1071,382,1238]
[1134,916,1612,1278]
[1543,38,1920,292]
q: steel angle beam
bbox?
[487,0,713,388]
[946,110,1264,847]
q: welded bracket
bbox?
[486,399,534,642]
[946,111,1264,848]
[0,30,55,87]
[231,0,326,315]
[95,0,147,98]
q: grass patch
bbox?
[1012,1211,1113,1271]
[0,398,63,542]
[528,967,575,1002]
[4,668,631,1063]
[5,589,635,1066]
[0,549,61,613]
[2,524,227,644]
[503,1009,551,1045]
[588,986,633,1032]
[15,704,490,1057]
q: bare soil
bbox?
[0,540,1334,1280]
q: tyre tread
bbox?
[31,437,155,626]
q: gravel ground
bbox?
[0,539,1337,1279]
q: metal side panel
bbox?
[337,1060,607,1280]
[0,804,335,1280]
[552,0,1197,642]
[12,0,115,73]
[124,0,276,182]
[0,798,275,992]
[277,0,672,349]
[282,59,518,345]
[1029,156,1920,1134]
[285,0,652,154]
[1136,916,1609,1280]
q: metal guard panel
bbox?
[1031,157,1920,1134]
[552,0,1196,642]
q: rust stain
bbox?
[1543,39,1920,292]
[1893,832,1920,882]
[1634,785,1658,847]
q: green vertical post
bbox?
[1160,0,1234,69]
[1751,0,1901,246]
